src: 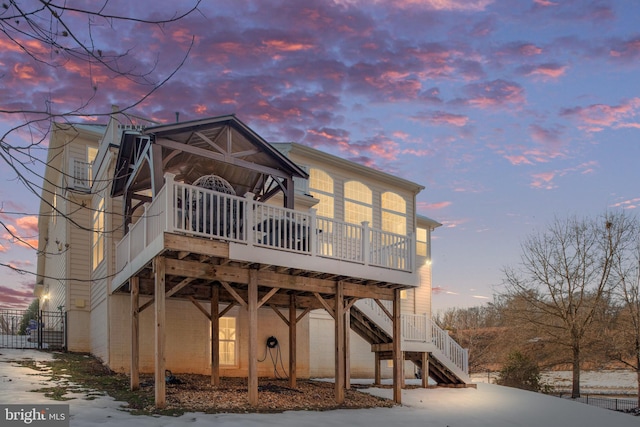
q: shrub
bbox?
[496,351,542,392]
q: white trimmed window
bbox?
[92,196,104,270]
[219,317,237,365]
[381,192,407,235]
[416,227,428,258]
[309,168,334,218]
[344,181,372,225]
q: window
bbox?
[309,168,334,218]
[92,196,104,270]
[52,190,58,225]
[381,192,406,235]
[344,181,372,225]
[87,146,97,185]
[87,146,98,164]
[416,227,428,258]
[219,317,236,365]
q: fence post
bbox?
[38,310,42,349]
[63,311,68,351]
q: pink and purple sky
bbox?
[1,0,639,312]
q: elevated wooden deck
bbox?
[112,174,418,297]
[115,175,414,408]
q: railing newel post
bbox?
[310,208,317,256]
[244,193,254,247]
[362,221,370,266]
[165,173,175,231]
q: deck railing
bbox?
[116,173,414,274]
[402,312,468,375]
[355,299,469,376]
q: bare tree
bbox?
[606,213,640,405]
[0,1,200,273]
[435,303,509,372]
[501,212,630,398]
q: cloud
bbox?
[529,161,597,190]
[518,63,568,79]
[529,123,562,146]
[472,295,490,300]
[560,98,640,132]
[337,0,494,11]
[500,124,567,166]
[530,171,556,189]
[418,201,452,211]
[426,111,470,127]
[16,216,38,234]
[496,42,543,58]
[0,282,35,309]
[504,155,533,166]
[530,0,614,22]
[305,127,351,148]
[1,224,38,250]
[608,36,640,62]
[439,218,469,229]
[533,0,558,6]
[432,286,459,295]
[337,133,402,162]
[459,79,525,109]
[610,197,640,210]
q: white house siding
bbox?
[89,145,120,363]
[90,255,109,362]
[42,184,67,313]
[65,192,92,352]
[415,261,432,316]
[90,299,109,362]
[107,295,311,378]
[309,311,415,379]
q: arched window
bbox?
[309,168,334,218]
[381,191,406,235]
[344,181,372,225]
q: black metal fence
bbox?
[556,393,638,413]
[0,308,65,350]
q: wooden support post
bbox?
[211,285,220,386]
[392,288,402,404]
[289,293,297,388]
[130,277,139,391]
[154,257,166,408]
[344,305,351,390]
[248,270,258,406]
[335,281,345,403]
[422,352,429,388]
[374,351,381,385]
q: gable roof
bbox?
[111,115,308,198]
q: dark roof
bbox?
[111,115,308,198]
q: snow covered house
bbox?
[36,111,470,407]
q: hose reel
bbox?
[266,336,278,348]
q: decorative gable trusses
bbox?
[111,115,308,227]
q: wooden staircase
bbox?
[350,300,472,386]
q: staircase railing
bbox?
[429,319,469,375]
[354,299,469,376]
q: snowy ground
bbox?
[0,349,638,427]
[472,370,638,396]
[0,334,41,349]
